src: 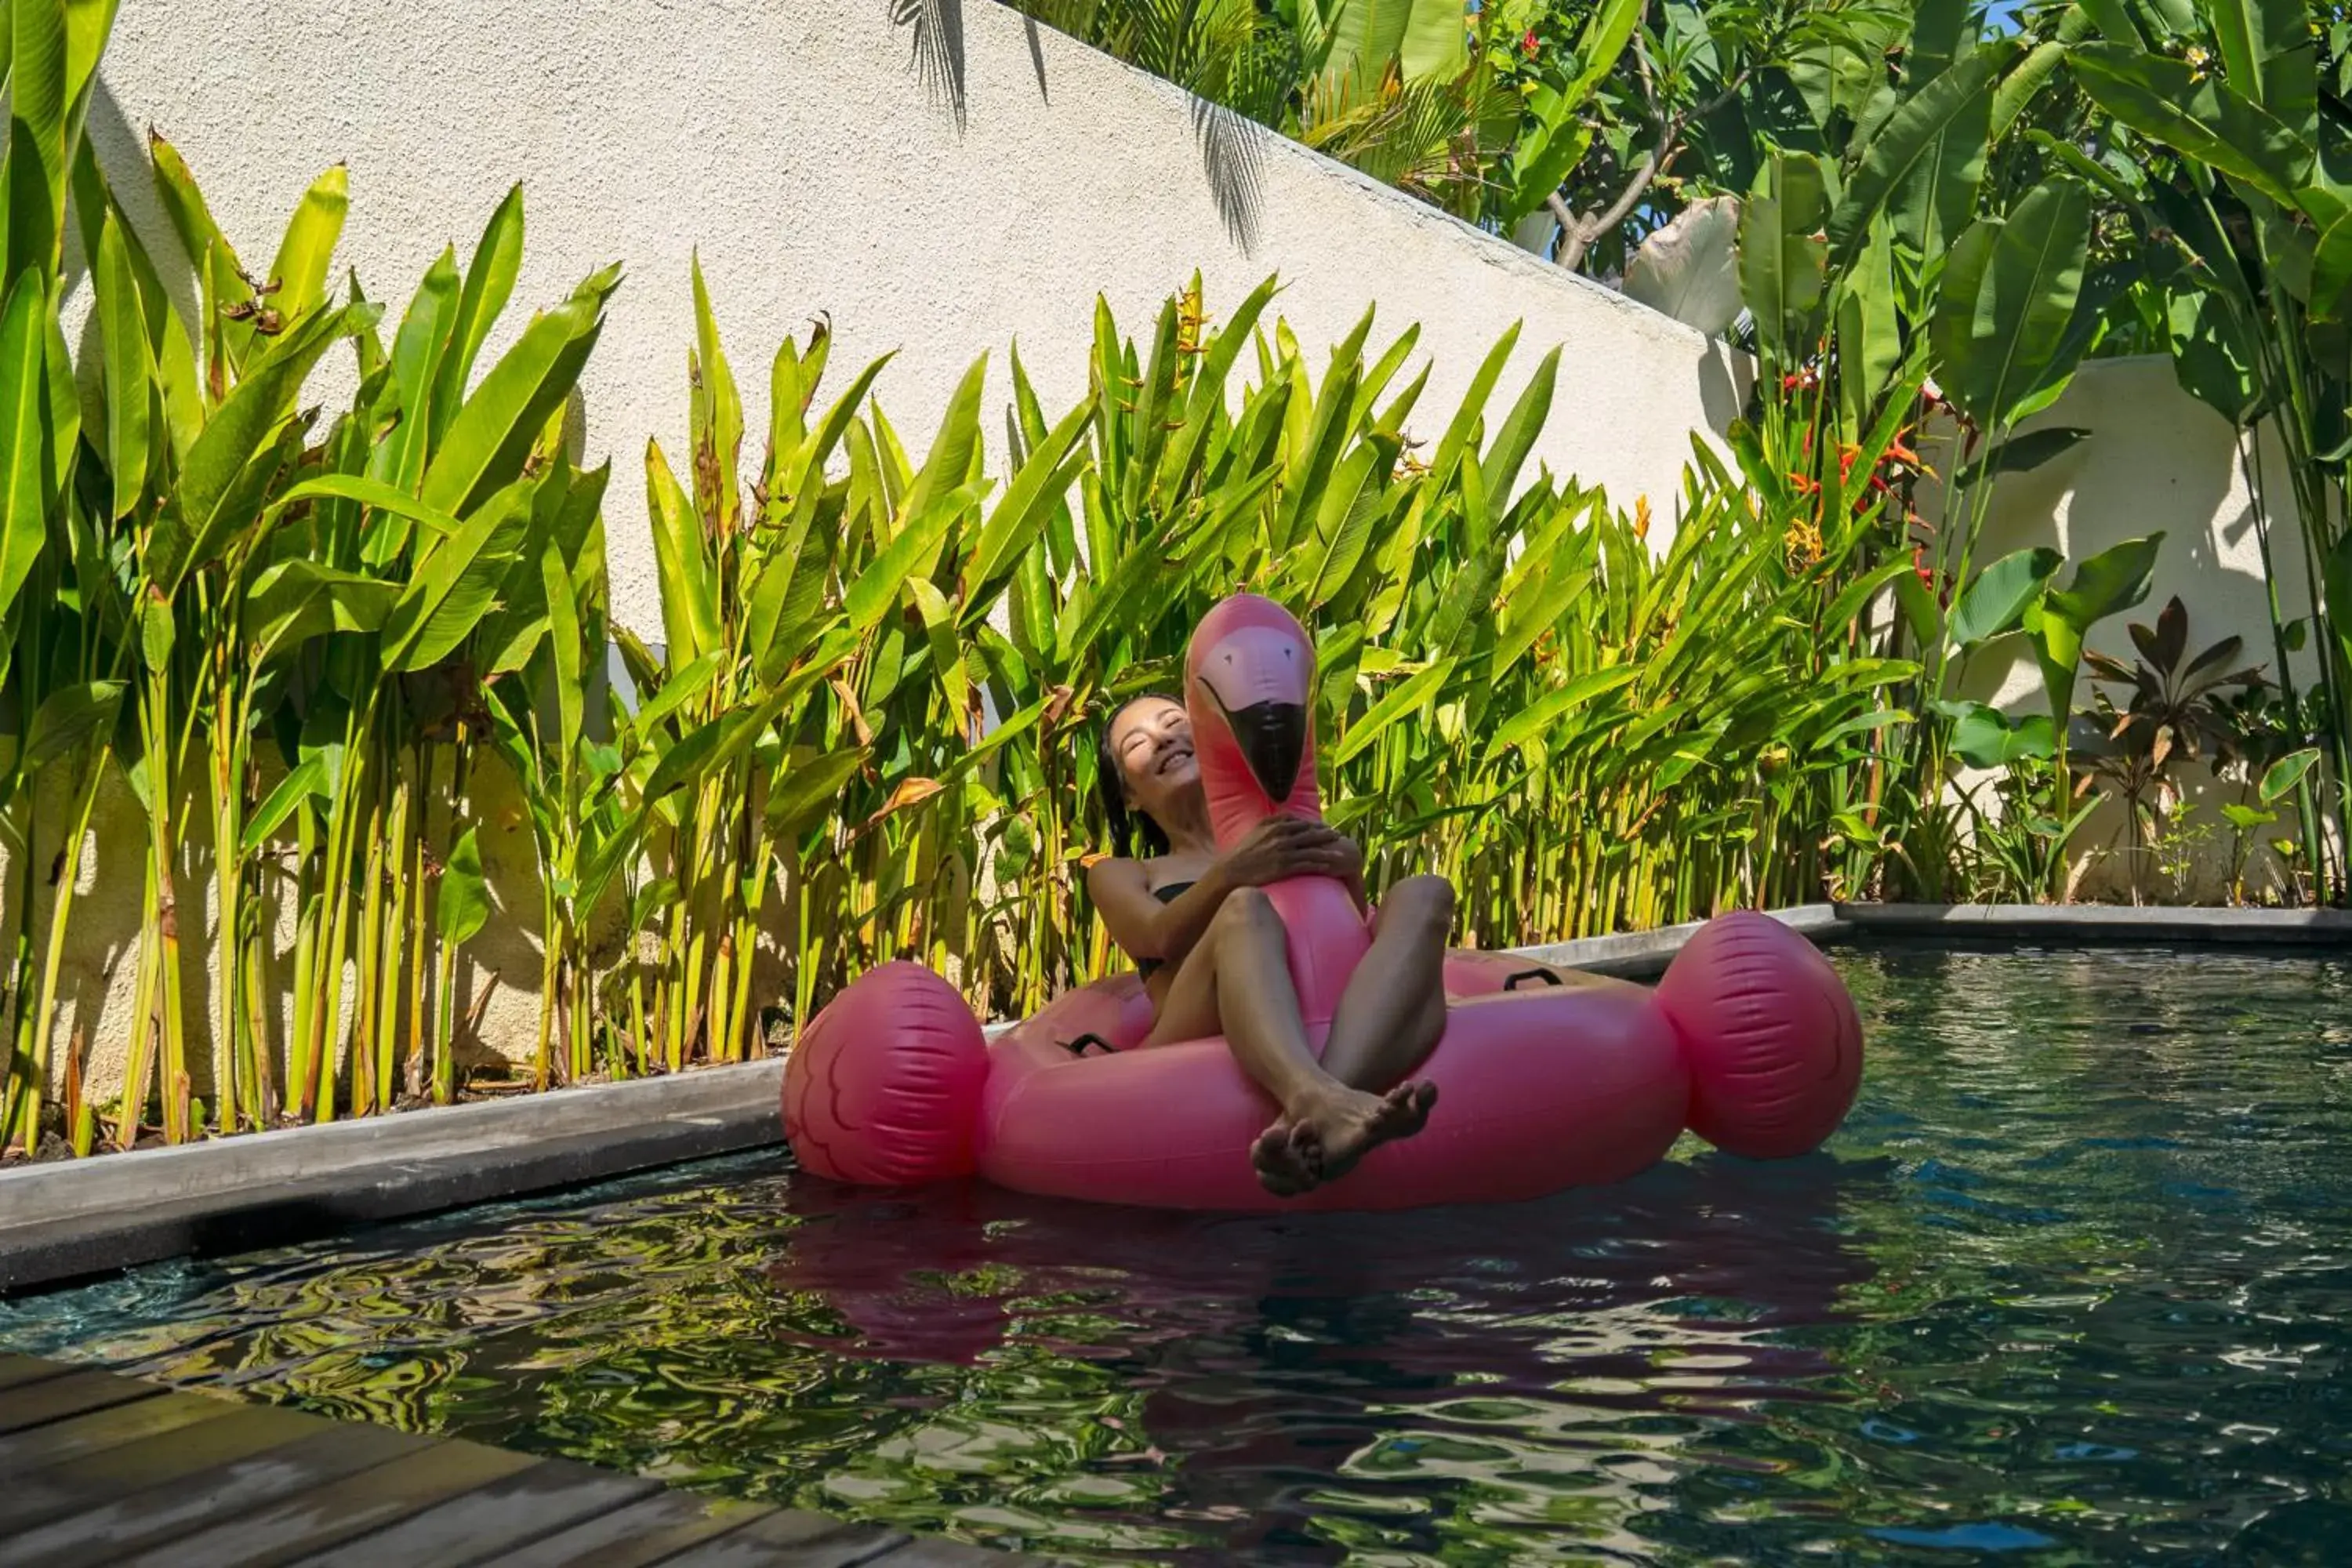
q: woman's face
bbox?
[1109,697,1200,821]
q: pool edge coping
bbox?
[8,898,2350,1294]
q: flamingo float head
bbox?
[1185,594,1322,851]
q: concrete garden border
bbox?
[7,899,2352,1293]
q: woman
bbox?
[1085,694,1457,1197]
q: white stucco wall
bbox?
[89,0,1746,642]
[1936,356,2326,902]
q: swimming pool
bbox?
[5,943,2350,1563]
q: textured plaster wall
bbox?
[93,0,1746,643]
[1941,356,2325,902]
[22,0,1745,1113]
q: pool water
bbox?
[6,943,2352,1563]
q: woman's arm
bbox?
[1087,819,1363,972]
[1087,856,1236,974]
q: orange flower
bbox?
[1632,495,1653,540]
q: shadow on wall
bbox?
[890,0,970,130]
[887,0,1272,250]
[1694,336,1747,446]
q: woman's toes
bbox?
[1252,1120,1318,1196]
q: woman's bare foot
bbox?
[1250,1121,1318,1196]
[1251,1080,1437,1196]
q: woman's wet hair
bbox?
[1094,695,1177,855]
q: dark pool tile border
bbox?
[9,899,2350,1295]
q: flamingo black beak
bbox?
[1223,698,1307,804]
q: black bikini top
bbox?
[1136,882,1196,980]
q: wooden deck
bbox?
[0,1352,1044,1566]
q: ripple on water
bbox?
[5,942,2350,1563]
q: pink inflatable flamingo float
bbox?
[785,594,1862,1211]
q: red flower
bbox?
[1522,27,1540,56]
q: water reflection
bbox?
[5,944,2350,1563]
[755,1152,1873,1559]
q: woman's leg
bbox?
[1147,888,1432,1196]
[1318,876,1454,1094]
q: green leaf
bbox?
[1838,217,1900,434]
[420,267,617,517]
[436,826,492,946]
[137,583,173,673]
[1566,0,1644,102]
[94,211,152,518]
[1507,101,1592,224]
[431,186,524,443]
[765,746,869,840]
[265,164,348,325]
[1893,567,1940,646]
[900,354,988,532]
[1737,179,1827,358]
[1480,345,1559,503]
[2203,0,2318,135]
[1994,39,2074,143]
[376,246,463,487]
[2220,800,2276,829]
[623,652,720,738]
[0,270,52,626]
[2311,212,2352,325]
[543,541,583,756]
[2068,41,2310,206]
[2167,286,2263,425]
[1426,321,1519,493]
[2259,746,2321,804]
[23,679,122,771]
[1331,658,1455,766]
[241,755,328,852]
[241,558,399,656]
[382,480,535,671]
[689,250,743,528]
[643,688,789,804]
[1889,29,1994,256]
[1951,546,2062,647]
[162,300,367,590]
[1932,180,2091,430]
[1940,699,2057,767]
[845,480,985,634]
[1826,42,2008,273]
[644,438,720,665]
[275,472,463,540]
[2046,532,2164,630]
[1481,665,1639,762]
[960,390,1096,621]
[5,0,69,281]
[144,126,241,288]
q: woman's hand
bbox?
[1220,817,1363,887]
